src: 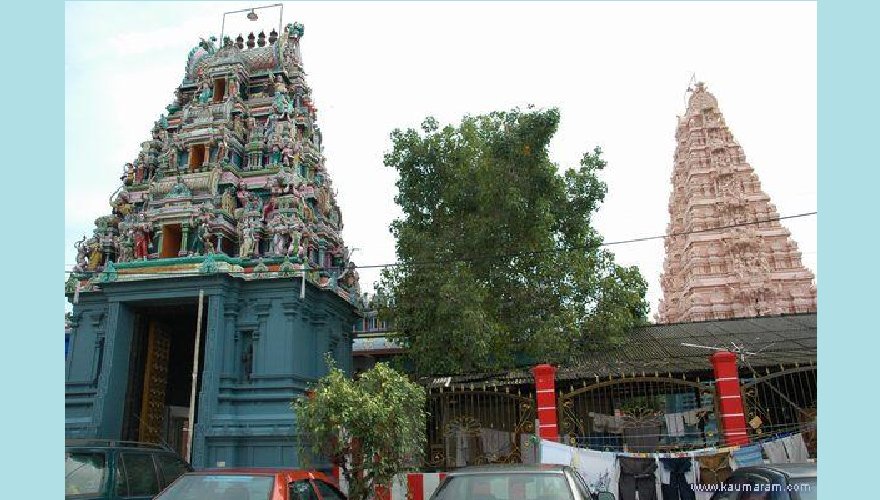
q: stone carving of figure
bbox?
[122,163,134,186]
[227,75,239,101]
[197,80,213,104]
[263,196,276,221]
[287,227,301,257]
[117,233,134,263]
[239,223,255,259]
[272,91,291,119]
[87,240,103,271]
[216,128,230,164]
[272,231,287,257]
[233,114,246,139]
[199,223,214,254]
[221,187,236,214]
[236,182,249,207]
[245,193,262,213]
[133,228,151,259]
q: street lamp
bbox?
[220,3,283,47]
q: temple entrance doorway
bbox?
[121,300,207,459]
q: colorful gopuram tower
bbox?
[65,23,363,468]
[656,83,816,324]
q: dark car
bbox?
[429,464,601,500]
[155,468,346,500]
[65,439,193,499]
[710,463,817,500]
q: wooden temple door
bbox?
[138,320,171,443]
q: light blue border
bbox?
[5,0,65,497]
[818,0,875,494]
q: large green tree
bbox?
[293,361,426,500]
[379,108,649,376]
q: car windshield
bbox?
[794,477,817,500]
[65,452,107,497]
[155,474,274,500]
[431,472,574,500]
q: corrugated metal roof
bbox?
[419,313,816,387]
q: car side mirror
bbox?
[596,492,616,500]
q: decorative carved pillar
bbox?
[711,351,750,446]
[179,225,190,257]
[531,364,559,442]
[154,226,164,257]
[192,293,225,467]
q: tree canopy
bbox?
[379,108,649,376]
[292,361,427,500]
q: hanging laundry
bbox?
[540,439,574,466]
[781,433,810,462]
[696,452,732,486]
[761,439,789,464]
[731,445,764,468]
[479,428,514,461]
[619,457,658,500]
[569,447,620,498]
[623,417,663,452]
[665,413,686,438]
[659,457,696,500]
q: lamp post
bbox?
[220,3,283,47]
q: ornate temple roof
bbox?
[66,22,362,309]
[657,82,816,323]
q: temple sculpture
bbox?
[65,23,362,468]
[656,83,817,324]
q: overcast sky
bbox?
[65,1,817,318]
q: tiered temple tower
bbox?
[65,23,363,467]
[656,83,816,324]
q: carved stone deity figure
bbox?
[272,231,287,257]
[272,91,291,118]
[117,233,134,263]
[216,128,230,164]
[133,228,151,259]
[197,80,213,104]
[287,227,301,257]
[227,75,239,101]
[221,187,236,214]
[239,223,255,259]
[122,163,134,186]
[233,114,246,139]
[87,240,103,271]
[199,223,215,254]
[263,196,276,221]
[236,182,249,207]
[274,75,288,94]
[245,193,262,213]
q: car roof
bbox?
[191,468,330,480]
[446,464,569,475]
[736,463,817,479]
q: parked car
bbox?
[154,468,346,500]
[429,464,603,500]
[710,463,817,500]
[65,439,193,499]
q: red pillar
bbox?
[531,364,559,442]
[711,351,750,446]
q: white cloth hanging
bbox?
[762,439,789,464]
[781,433,810,462]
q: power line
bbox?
[64,211,816,275]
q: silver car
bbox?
[429,464,610,500]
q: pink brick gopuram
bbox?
[656,83,817,324]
